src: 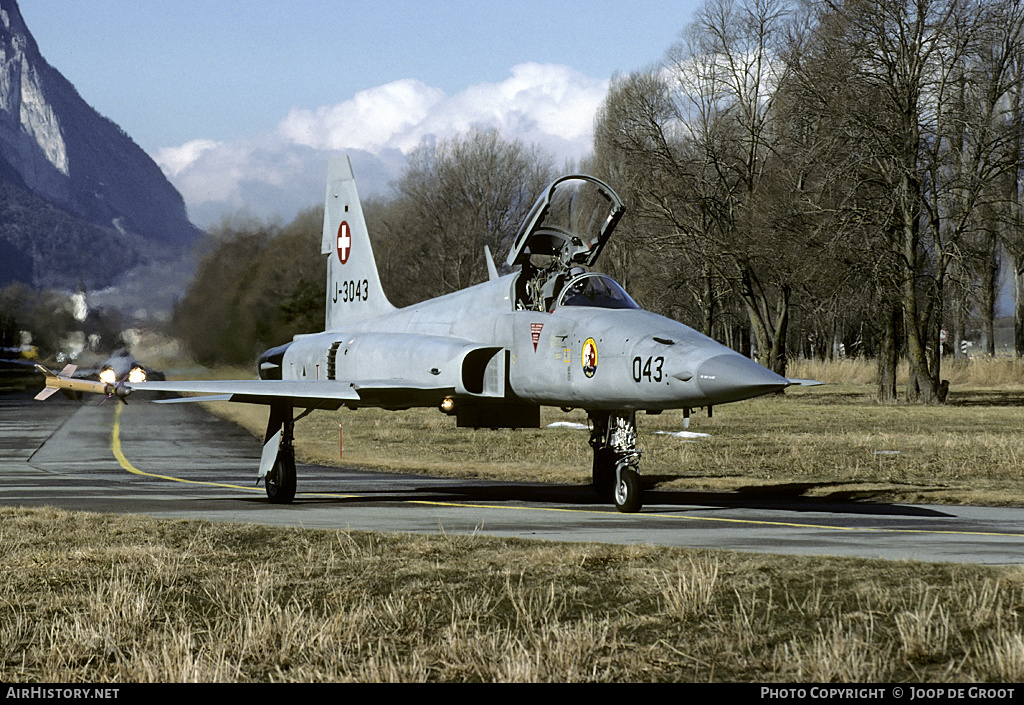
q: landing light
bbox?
[128,367,147,384]
[99,368,117,386]
[440,396,455,414]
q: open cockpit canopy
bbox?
[505,175,625,270]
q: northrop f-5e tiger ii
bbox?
[36,157,809,512]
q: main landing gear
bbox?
[589,411,643,513]
[263,403,297,504]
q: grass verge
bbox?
[4,506,1024,682]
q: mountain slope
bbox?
[0,0,202,291]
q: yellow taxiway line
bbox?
[111,403,261,493]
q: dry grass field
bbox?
[4,507,1024,682]
[4,358,1024,682]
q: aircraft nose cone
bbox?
[695,353,788,404]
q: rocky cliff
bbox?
[0,0,202,291]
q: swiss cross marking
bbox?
[337,221,352,264]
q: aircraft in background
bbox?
[1,345,39,375]
[89,348,165,387]
[36,157,812,512]
[0,345,39,362]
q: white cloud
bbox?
[278,78,446,153]
[153,139,219,178]
[156,64,610,227]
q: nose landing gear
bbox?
[589,411,643,513]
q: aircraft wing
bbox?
[133,378,455,410]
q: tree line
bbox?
[590,0,1024,403]
[175,0,1024,406]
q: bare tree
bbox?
[991,0,1024,354]
[789,0,1020,401]
[592,70,726,331]
[593,0,1022,399]
[375,130,556,304]
[595,0,849,376]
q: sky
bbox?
[19,0,703,226]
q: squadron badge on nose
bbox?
[582,338,598,378]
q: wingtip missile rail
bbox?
[33,364,132,402]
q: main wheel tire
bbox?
[613,468,643,513]
[592,448,617,502]
[265,449,296,504]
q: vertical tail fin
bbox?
[322,156,395,330]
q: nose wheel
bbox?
[589,411,643,513]
[613,465,642,513]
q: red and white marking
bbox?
[337,221,352,264]
[531,322,544,352]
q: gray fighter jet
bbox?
[38,157,806,512]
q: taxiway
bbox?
[3,390,1024,564]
